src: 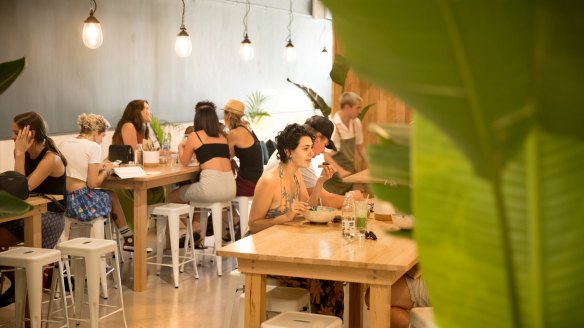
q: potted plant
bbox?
[0,57,32,217]
[323,1,584,327]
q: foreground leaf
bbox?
[0,57,26,96]
[0,191,32,217]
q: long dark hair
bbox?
[194,101,222,137]
[112,99,149,144]
[13,112,68,166]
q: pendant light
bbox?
[239,0,254,61]
[284,0,296,62]
[320,18,328,54]
[175,0,192,58]
[82,0,103,49]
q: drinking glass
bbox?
[354,199,369,239]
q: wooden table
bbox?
[101,165,199,291]
[0,196,62,247]
[218,218,418,327]
[343,169,389,184]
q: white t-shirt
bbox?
[59,138,102,182]
[265,152,324,189]
[326,112,364,155]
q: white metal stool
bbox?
[237,287,311,327]
[261,311,342,328]
[56,238,127,328]
[223,269,283,328]
[0,247,69,328]
[189,201,235,276]
[232,196,253,237]
[147,203,199,287]
[64,216,115,299]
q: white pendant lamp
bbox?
[82,0,103,49]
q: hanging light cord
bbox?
[89,0,97,15]
[180,0,186,29]
[286,0,293,42]
[242,0,250,37]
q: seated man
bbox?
[265,116,361,208]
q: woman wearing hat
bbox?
[223,99,264,196]
[222,99,263,239]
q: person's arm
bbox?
[120,123,139,150]
[357,143,368,166]
[304,164,335,206]
[226,129,241,159]
[323,152,352,177]
[13,125,34,175]
[86,161,114,189]
[248,174,306,234]
[178,133,197,165]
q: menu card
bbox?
[112,166,146,179]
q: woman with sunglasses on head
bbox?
[58,113,136,251]
[0,112,67,307]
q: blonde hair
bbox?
[224,111,250,130]
[340,92,363,109]
[77,113,111,134]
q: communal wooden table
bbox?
[0,195,62,247]
[101,165,199,291]
[218,218,418,327]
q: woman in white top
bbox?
[59,113,135,250]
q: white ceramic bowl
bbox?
[304,206,337,223]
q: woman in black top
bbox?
[0,112,67,307]
[222,99,263,196]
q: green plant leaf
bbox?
[413,114,584,327]
[358,103,376,121]
[0,57,26,96]
[150,115,165,146]
[0,191,32,217]
[245,90,271,125]
[287,78,332,117]
[330,53,350,90]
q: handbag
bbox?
[108,144,134,164]
[0,171,30,200]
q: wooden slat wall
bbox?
[331,30,412,171]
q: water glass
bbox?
[354,200,369,239]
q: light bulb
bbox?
[175,28,192,58]
[82,14,103,49]
[239,34,254,61]
[284,40,296,62]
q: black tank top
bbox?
[25,147,67,212]
[234,128,263,182]
[193,131,230,165]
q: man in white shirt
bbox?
[323,92,368,195]
[265,116,352,208]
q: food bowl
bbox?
[304,206,337,223]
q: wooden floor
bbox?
[0,232,366,327]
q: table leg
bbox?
[244,272,266,328]
[369,284,391,327]
[23,208,43,247]
[133,189,148,291]
[348,282,363,328]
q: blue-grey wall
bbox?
[0,0,332,139]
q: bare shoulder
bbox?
[121,122,136,132]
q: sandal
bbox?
[179,232,204,249]
[0,286,15,308]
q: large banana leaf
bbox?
[322,0,584,326]
[0,191,32,218]
[287,78,332,117]
[330,54,350,91]
[0,57,26,96]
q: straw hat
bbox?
[223,99,245,116]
